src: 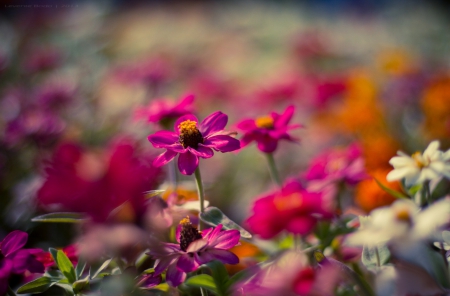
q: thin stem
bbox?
[265,153,282,187]
[375,247,381,268]
[194,167,206,231]
[7,286,16,296]
[441,242,448,268]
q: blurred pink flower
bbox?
[114,57,171,88]
[34,80,76,110]
[237,105,301,153]
[148,218,240,287]
[148,111,240,175]
[246,179,332,239]
[304,143,368,187]
[134,94,195,126]
[23,46,62,73]
[37,138,163,222]
[0,230,44,295]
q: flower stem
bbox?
[265,153,282,187]
[167,160,178,205]
[194,166,206,231]
[7,286,16,296]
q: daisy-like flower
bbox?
[134,94,195,126]
[386,140,450,186]
[148,111,240,175]
[236,105,301,153]
[147,218,240,287]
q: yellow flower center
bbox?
[179,216,203,252]
[412,152,427,169]
[255,116,274,129]
[273,193,303,211]
[178,120,204,149]
[395,208,412,224]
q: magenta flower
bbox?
[236,105,301,153]
[148,218,240,287]
[134,94,195,126]
[246,179,332,239]
[148,111,240,175]
[304,143,368,187]
[0,231,44,294]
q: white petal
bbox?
[387,167,418,182]
[423,141,440,159]
[389,156,415,167]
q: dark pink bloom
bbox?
[246,179,332,239]
[304,143,368,187]
[237,105,301,153]
[134,94,195,125]
[148,111,240,175]
[34,81,75,110]
[0,231,44,295]
[37,138,163,222]
[148,219,240,287]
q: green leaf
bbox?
[207,261,229,296]
[17,277,56,294]
[91,258,112,279]
[72,279,89,293]
[55,283,75,295]
[32,212,88,223]
[75,258,86,280]
[185,274,218,294]
[200,207,252,239]
[50,248,77,284]
[144,189,166,199]
[374,178,408,199]
[362,243,390,270]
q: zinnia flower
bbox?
[0,231,44,294]
[237,105,301,153]
[386,140,450,186]
[148,218,240,287]
[148,111,240,175]
[246,179,332,239]
[134,94,195,126]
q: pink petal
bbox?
[257,136,278,153]
[153,150,178,167]
[188,146,214,158]
[178,152,199,175]
[154,256,178,275]
[148,131,179,147]
[274,105,295,128]
[196,249,239,265]
[177,254,199,272]
[175,94,195,108]
[166,263,186,287]
[174,114,199,133]
[210,230,240,249]
[0,259,12,278]
[200,111,228,136]
[236,119,257,131]
[1,230,28,257]
[285,216,317,235]
[203,135,240,152]
[10,250,32,274]
[186,239,208,253]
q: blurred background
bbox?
[1,0,450,250]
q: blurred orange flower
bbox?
[421,76,450,140]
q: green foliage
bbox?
[31,212,88,223]
[200,207,252,239]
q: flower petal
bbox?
[274,105,295,128]
[188,146,214,158]
[195,249,239,265]
[186,239,208,253]
[203,135,240,152]
[0,259,12,278]
[210,230,240,249]
[257,136,278,153]
[154,256,178,275]
[153,150,178,167]
[10,250,32,274]
[177,254,199,272]
[174,114,199,133]
[1,230,28,257]
[236,119,257,131]
[285,216,317,235]
[200,111,228,136]
[148,131,179,147]
[178,152,199,175]
[166,263,186,287]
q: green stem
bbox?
[194,167,206,231]
[375,247,381,268]
[7,286,16,296]
[265,153,282,187]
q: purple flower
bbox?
[148,111,240,175]
[0,231,44,294]
[148,218,240,287]
[134,94,195,126]
[236,105,301,153]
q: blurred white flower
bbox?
[386,141,450,186]
[348,199,450,247]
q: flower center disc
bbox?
[179,217,203,252]
[178,120,204,149]
[255,116,274,129]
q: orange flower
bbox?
[226,240,262,275]
[421,76,450,140]
[355,169,400,213]
[361,133,400,172]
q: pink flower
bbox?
[37,138,163,222]
[134,94,195,125]
[246,179,332,239]
[35,245,78,269]
[0,231,44,295]
[304,143,368,187]
[148,218,240,287]
[237,105,301,153]
[148,111,240,175]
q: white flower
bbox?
[348,199,450,247]
[386,141,450,186]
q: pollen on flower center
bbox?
[255,116,274,129]
[395,208,412,224]
[178,120,204,149]
[179,217,203,252]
